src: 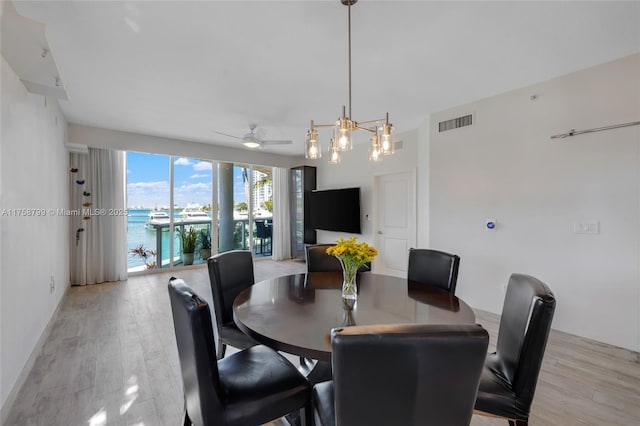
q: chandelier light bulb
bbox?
[369,133,382,162]
[338,133,350,150]
[334,116,353,151]
[305,128,322,159]
[328,139,341,164]
[381,137,391,151]
[380,122,394,155]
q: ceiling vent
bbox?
[439,114,473,132]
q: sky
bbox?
[126,152,247,209]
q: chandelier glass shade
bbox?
[305,0,395,163]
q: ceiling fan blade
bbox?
[215,131,243,140]
[262,140,293,145]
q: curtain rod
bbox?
[550,120,640,139]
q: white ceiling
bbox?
[9,0,640,156]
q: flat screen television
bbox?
[309,187,361,234]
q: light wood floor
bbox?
[3,260,639,426]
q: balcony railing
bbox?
[144,218,272,269]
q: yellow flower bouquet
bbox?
[326,237,378,300]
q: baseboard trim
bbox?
[0,283,70,424]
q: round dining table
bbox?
[233,271,476,363]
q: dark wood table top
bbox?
[233,272,476,362]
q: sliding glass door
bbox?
[217,163,273,257]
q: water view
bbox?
[127,209,185,270]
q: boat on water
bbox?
[179,204,211,222]
[145,210,171,229]
[232,209,272,220]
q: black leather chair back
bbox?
[407,248,461,294]
[306,244,370,273]
[331,324,488,425]
[168,278,223,425]
[207,250,254,328]
[306,244,342,272]
[492,273,556,413]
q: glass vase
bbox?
[342,270,358,301]
[342,297,356,326]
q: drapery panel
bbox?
[271,167,291,260]
[70,148,127,285]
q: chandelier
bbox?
[305,0,394,163]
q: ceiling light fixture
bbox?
[305,0,394,163]
[243,139,261,149]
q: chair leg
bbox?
[216,341,227,360]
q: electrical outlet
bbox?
[50,275,55,293]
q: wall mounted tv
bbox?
[309,187,361,234]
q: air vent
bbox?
[439,114,473,132]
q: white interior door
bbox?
[374,170,416,277]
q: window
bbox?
[126,153,273,273]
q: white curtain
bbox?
[70,148,127,285]
[271,167,291,260]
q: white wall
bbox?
[429,54,640,352]
[1,57,70,409]
[313,129,419,246]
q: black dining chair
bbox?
[168,277,311,426]
[313,323,489,426]
[305,244,341,272]
[407,248,461,294]
[474,273,556,426]
[254,220,272,255]
[207,250,257,359]
[306,244,370,273]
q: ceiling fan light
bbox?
[243,141,261,149]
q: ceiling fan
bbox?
[215,124,293,149]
